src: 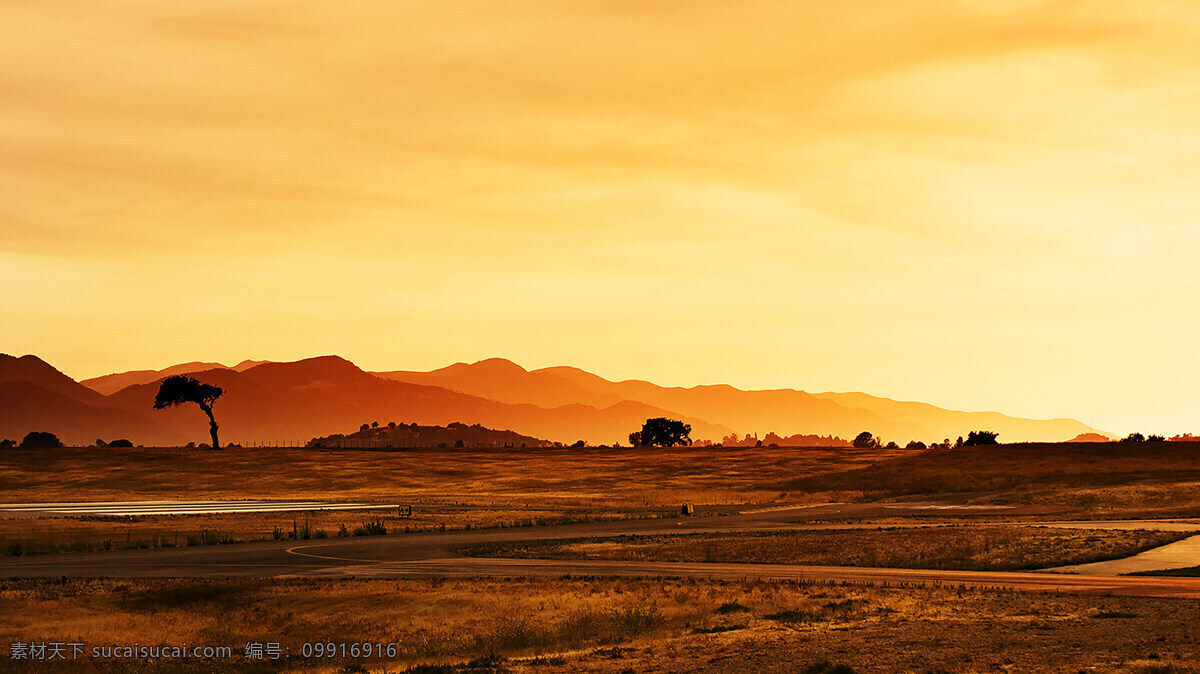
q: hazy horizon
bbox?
[5,2,1200,436]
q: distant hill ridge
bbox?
[307,421,552,449]
[377,358,1104,444]
[81,359,268,396]
[0,353,1105,447]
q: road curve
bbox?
[2,504,1198,598]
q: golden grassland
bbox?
[5,444,1200,671]
[461,527,1194,572]
[0,507,675,557]
[1,577,1197,673]
[5,442,1200,558]
[780,442,1200,510]
[0,445,907,507]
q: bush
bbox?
[108,439,134,448]
[353,518,388,536]
[19,431,63,448]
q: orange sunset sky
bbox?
[3,2,1199,436]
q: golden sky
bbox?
[4,1,1200,435]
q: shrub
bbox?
[109,439,134,448]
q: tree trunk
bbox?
[201,403,220,449]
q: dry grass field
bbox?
[2,576,1197,673]
[0,444,897,557]
[6,442,1200,672]
[0,507,673,557]
[779,442,1200,518]
[462,526,1194,571]
[0,445,906,507]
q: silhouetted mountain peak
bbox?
[435,358,529,377]
[239,355,370,389]
[472,358,528,373]
[1,353,60,378]
[0,353,104,405]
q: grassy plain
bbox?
[0,445,905,506]
[462,526,1194,571]
[0,444,890,555]
[3,443,1200,671]
[2,576,1198,673]
[0,507,671,557]
[780,441,1200,518]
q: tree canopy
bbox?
[633,417,692,447]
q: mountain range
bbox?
[0,353,1103,447]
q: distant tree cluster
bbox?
[719,432,850,448]
[1120,432,1166,443]
[844,430,1000,452]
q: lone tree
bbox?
[963,430,999,446]
[635,417,692,447]
[154,375,224,448]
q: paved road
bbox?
[3,504,1198,598]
